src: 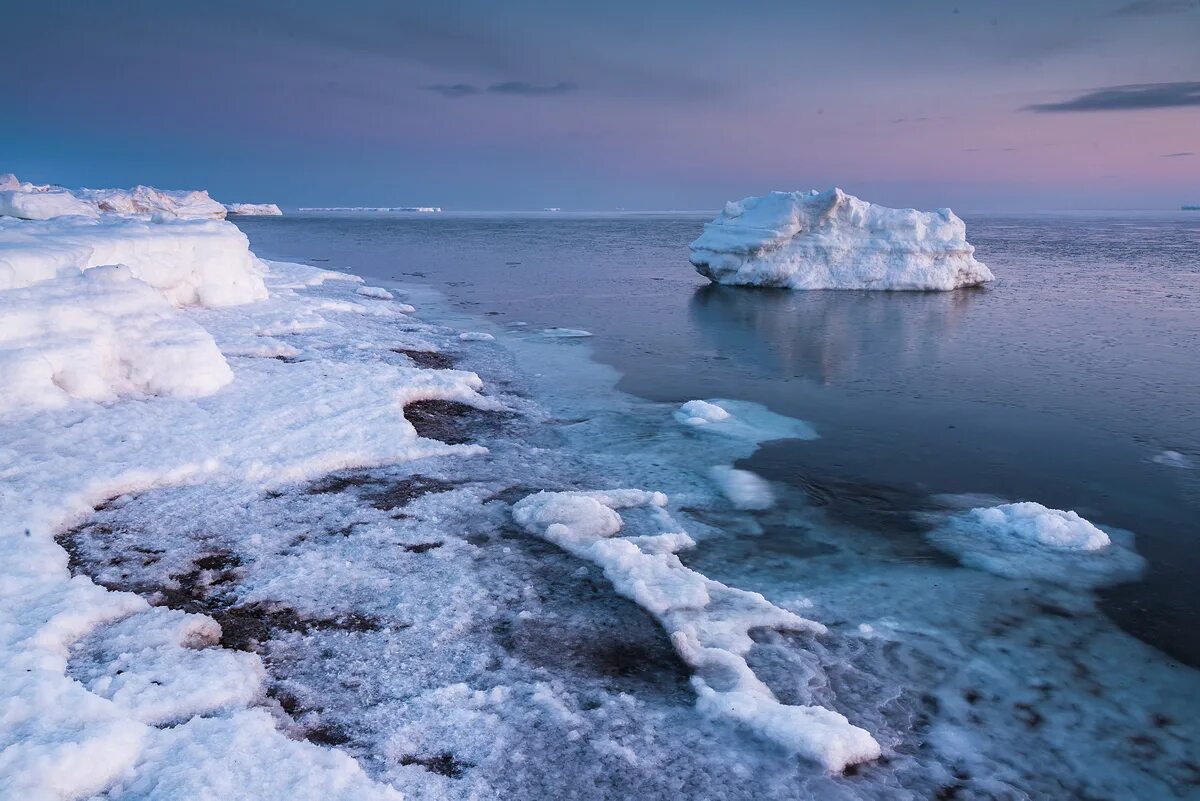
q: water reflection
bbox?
[688,284,981,384]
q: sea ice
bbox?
[1152,449,1193,469]
[674,398,817,442]
[709,466,775,510]
[512,489,881,771]
[356,285,394,300]
[689,188,994,291]
[225,202,284,216]
[925,501,1144,588]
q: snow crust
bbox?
[926,501,1144,588]
[689,188,994,291]
[225,202,283,216]
[513,489,881,771]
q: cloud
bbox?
[425,81,578,98]
[1160,151,1194,157]
[1023,81,1200,112]
[1113,0,1199,15]
[425,83,480,97]
[487,81,577,96]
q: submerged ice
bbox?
[689,188,994,291]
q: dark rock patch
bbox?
[400,752,468,778]
[391,348,456,370]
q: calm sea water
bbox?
[236,211,1200,665]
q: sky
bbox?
[2,0,1198,210]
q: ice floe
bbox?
[675,398,818,442]
[925,501,1144,588]
[690,188,994,291]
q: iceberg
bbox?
[689,188,994,291]
[225,202,283,216]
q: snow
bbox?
[0,265,234,414]
[0,176,227,221]
[0,187,99,220]
[0,215,268,306]
[225,203,283,216]
[925,501,1145,588]
[513,489,881,771]
[676,399,731,425]
[689,188,994,291]
[77,185,227,220]
[0,184,501,799]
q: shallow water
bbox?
[236,210,1200,665]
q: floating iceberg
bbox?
[225,202,283,216]
[689,188,994,291]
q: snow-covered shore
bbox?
[2,182,1196,800]
[0,182,885,798]
[690,189,994,291]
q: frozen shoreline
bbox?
[2,195,1198,799]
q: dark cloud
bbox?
[1160,151,1194,157]
[426,81,578,98]
[1113,0,1199,15]
[1023,81,1200,112]
[426,83,480,97]
[487,81,578,96]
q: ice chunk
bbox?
[925,501,1144,588]
[225,202,283,216]
[512,489,881,771]
[459,331,495,341]
[709,466,774,510]
[0,173,19,191]
[675,399,731,425]
[539,327,592,338]
[0,265,234,414]
[356,285,394,300]
[674,398,818,442]
[690,188,994,291]
[1152,449,1193,469]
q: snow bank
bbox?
[77,186,227,220]
[512,489,881,771]
[225,202,283,216]
[689,188,994,291]
[0,176,227,221]
[0,265,233,414]
[0,216,267,306]
[926,501,1144,588]
[0,187,99,220]
[0,176,503,798]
